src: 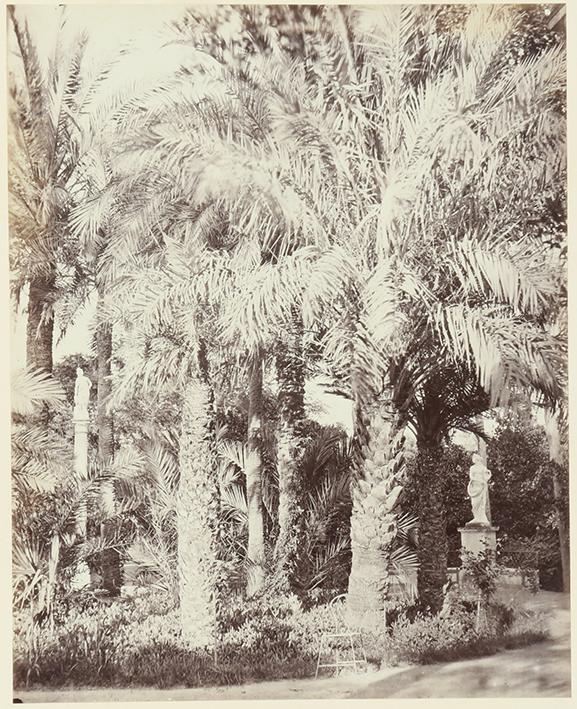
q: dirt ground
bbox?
[15,592,570,702]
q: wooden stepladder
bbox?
[315,594,367,678]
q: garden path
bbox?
[16,592,570,702]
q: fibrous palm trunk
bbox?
[246,352,266,596]
[347,415,405,629]
[351,402,372,479]
[415,441,447,613]
[544,410,570,593]
[178,343,223,648]
[274,317,306,593]
[552,464,570,593]
[95,299,121,596]
[26,274,54,373]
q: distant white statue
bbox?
[467,453,492,526]
[74,367,92,419]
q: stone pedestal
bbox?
[72,414,91,590]
[458,522,499,556]
[73,415,89,481]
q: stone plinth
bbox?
[72,414,91,589]
[73,415,89,480]
[458,522,499,556]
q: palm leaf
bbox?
[11,368,66,415]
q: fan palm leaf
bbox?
[11,368,66,415]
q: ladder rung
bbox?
[317,661,365,667]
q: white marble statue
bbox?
[467,453,492,526]
[74,367,92,419]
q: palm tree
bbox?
[68,140,122,594]
[199,5,566,614]
[346,416,408,628]
[245,351,266,594]
[292,5,565,613]
[103,226,231,645]
[8,10,134,593]
[7,8,97,372]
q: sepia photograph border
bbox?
[1,0,575,707]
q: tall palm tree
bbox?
[8,10,135,593]
[135,5,329,594]
[103,227,231,645]
[7,8,98,372]
[194,5,567,614]
[68,141,122,595]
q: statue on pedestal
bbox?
[74,367,92,419]
[467,453,492,526]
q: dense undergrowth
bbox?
[13,588,548,689]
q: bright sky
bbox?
[14,4,184,58]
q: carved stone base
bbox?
[458,523,499,557]
[73,417,90,480]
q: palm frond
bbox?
[11,368,66,415]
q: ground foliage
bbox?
[13,589,547,688]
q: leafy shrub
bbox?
[223,592,302,629]
[461,547,501,605]
[381,604,546,666]
[13,589,549,689]
[384,607,476,665]
[487,601,515,631]
[14,591,319,688]
[384,600,421,627]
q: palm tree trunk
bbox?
[274,318,306,593]
[347,546,388,629]
[95,302,121,596]
[415,442,447,613]
[246,351,266,596]
[26,275,54,372]
[347,414,403,629]
[551,463,570,593]
[178,342,222,648]
[351,401,372,478]
[544,411,570,593]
